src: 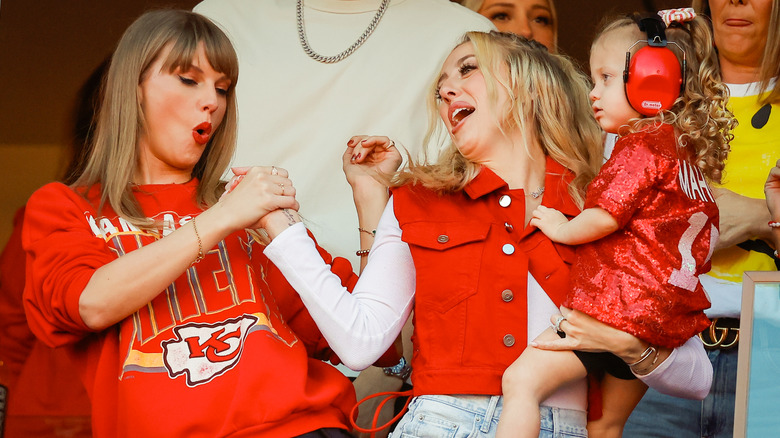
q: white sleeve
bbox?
[264,197,415,371]
[636,336,712,400]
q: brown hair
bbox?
[692,0,780,104]
[74,9,239,228]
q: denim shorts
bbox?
[390,394,587,438]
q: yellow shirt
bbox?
[709,82,780,283]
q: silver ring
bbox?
[553,315,567,333]
[271,166,278,176]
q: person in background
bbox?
[21,10,376,437]
[497,11,732,438]
[0,60,109,438]
[259,31,714,437]
[192,1,495,433]
[458,0,557,51]
[624,0,780,437]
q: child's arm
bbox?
[530,205,619,245]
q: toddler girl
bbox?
[497,10,735,438]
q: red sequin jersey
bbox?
[565,124,715,348]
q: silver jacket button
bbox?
[503,334,516,347]
[499,195,511,207]
[502,243,515,255]
[437,235,449,243]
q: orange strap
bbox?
[350,389,414,437]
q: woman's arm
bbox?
[532,306,712,399]
[264,199,415,371]
[77,166,298,330]
[712,187,772,250]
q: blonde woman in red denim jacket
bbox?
[261,31,713,437]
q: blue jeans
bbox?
[623,347,737,438]
[390,394,587,438]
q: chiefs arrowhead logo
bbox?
[162,315,258,387]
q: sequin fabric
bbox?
[565,124,714,348]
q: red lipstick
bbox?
[193,122,212,145]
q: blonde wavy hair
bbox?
[594,15,734,183]
[73,9,239,229]
[395,31,603,207]
[693,0,780,105]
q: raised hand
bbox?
[342,135,402,190]
[218,166,299,231]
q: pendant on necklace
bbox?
[528,186,545,199]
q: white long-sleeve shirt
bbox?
[265,198,713,410]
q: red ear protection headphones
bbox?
[623,14,686,116]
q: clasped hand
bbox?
[218,166,300,231]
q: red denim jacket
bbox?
[393,158,581,396]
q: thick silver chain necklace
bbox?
[296,0,391,64]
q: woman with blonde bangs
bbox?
[459,0,558,52]
[75,11,238,227]
[261,31,714,437]
[23,9,363,438]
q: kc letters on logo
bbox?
[162,315,259,387]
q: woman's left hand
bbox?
[532,306,650,364]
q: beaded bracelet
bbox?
[356,249,370,257]
[769,221,780,228]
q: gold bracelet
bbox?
[192,218,205,264]
[356,248,370,257]
[358,227,376,237]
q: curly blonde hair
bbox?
[594,15,735,183]
[394,31,603,208]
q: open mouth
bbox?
[451,107,474,125]
[192,122,212,145]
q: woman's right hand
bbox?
[342,135,402,191]
[218,166,299,231]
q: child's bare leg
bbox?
[496,328,587,438]
[587,374,647,438]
